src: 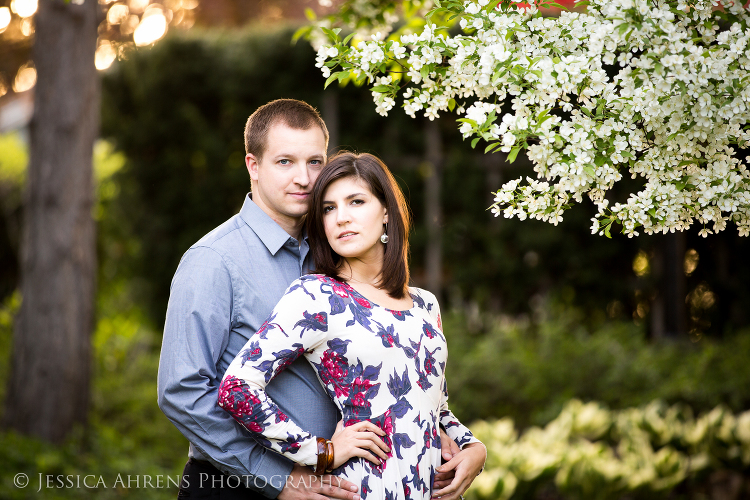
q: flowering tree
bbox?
[313,0,750,238]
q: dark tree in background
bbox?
[3,0,98,443]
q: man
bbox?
[158,99,459,500]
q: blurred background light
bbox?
[10,0,37,18]
[119,14,139,35]
[107,3,130,24]
[0,7,11,32]
[12,62,36,93]
[133,11,166,46]
[128,0,150,14]
[20,17,33,36]
[95,41,117,70]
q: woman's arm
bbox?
[219,276,391,470]
[218,278,329,467]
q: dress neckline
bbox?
[335,277,417,314]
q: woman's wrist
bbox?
[462,442,487,476]
[314,437,335,474]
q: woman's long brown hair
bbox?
[307,152,411,298]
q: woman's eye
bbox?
[323,205,334,213]
[351,199,364,205]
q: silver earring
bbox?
[380,223,389,244]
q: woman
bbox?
[219,152,486,500]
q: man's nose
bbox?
[294,165,310,187]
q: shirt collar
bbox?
[239,194,302,255]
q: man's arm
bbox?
[157,246,293,497]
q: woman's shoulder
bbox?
[284,273,343,294]
[409,287,441,313]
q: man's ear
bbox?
[246,154,260,182]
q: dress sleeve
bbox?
[423,290,481,449]
[219,277,329,467]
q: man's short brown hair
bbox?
[244,99,329,159]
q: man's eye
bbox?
[310,160,323,166]
[279,159,291,165]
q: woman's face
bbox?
[322,176,388,263]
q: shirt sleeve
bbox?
[422,290,481,449]
[157,246,293,498]
[219,276,329,467]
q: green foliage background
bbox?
[1,23,750,499]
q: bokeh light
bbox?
[120,14,138,35]
[0,7,11,32]
[133,10,166,46]
[128,0,150,14]
[20,17,34,36]
[95,41,117,70]
[12,62,36,93]
[10,0,38,18]
[107,3,130,24]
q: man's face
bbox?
[246,122,327,226]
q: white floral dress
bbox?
[219,274,479,500]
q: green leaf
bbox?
[321,27,340,42]
[617,23,630,36]
[337,71,350,82]
[547,2,567,9]
[507,146,521,163]
[574,0,590,6]
[304,7,316,21]
[324,73,339,89]
[292,26,313,44]
[343,32,355,45]
[471,137,481,149]
[448,98,456,112]
[485,142,500,154]
[604,223,612,238]
[371,85,392,93]
[594,155,606,167]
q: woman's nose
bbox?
[336,207,350,224]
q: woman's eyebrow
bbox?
[321,193,367,204]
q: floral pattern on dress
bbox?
[218,274,479,500]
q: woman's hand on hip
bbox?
[330,420,391,469]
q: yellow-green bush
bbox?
[467,400,750,500]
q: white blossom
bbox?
[315,0,750,237]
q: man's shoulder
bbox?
[192,214,244,249]
[176,214,258,271]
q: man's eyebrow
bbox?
[273,153,325,160]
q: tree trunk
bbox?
[650,232,687,339]
[321,91,339,156]
[3,0,99,443]
[424,120,443,302]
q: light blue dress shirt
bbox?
[157,195,339,498]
